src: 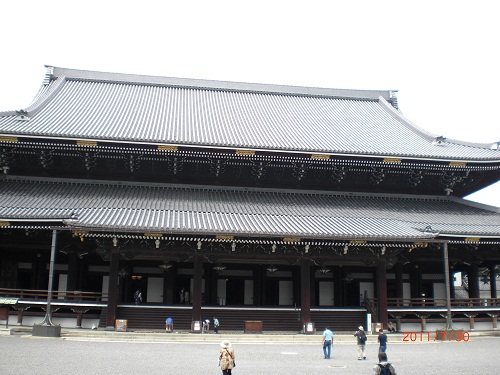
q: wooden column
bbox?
[376,259,388,326]
[333,267,342,307]
[420,314,428,332]
[66,251,79,291]
[105,249,119,329]
[410,264,421,300]
[163,264,176,304]
[191,253,203,322]
[394,262,404,304]
[490,264,497,299]
[488,314,498,329]
[260,265,267,306]
[300,259,311,324]
[468,314,477,330]
[253,265,262,306]
[35,253,47,290]
[208,265,218,305]
[468,264,480,303]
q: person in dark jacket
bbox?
[378,328,388,352]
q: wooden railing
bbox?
[0,288,108,303]
[386,297,500,308]
[364,297,378,322]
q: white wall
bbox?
[57,274,67,300]
[146,277,164,303]
[244,280,254,305]
[319,281,334,306]
[433,283,446,306]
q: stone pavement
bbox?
[1,328,499,374]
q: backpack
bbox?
[359,330,367,342]
[378,363,391,375]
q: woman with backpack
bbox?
[219,340,236,375]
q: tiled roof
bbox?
[0,66,498,161]
[1,177,499,239]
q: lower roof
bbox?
[0,176,499,241]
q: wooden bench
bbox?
[244,320,263,334]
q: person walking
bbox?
[378,328,388,353]
[322,327,333,359]
[373,352,397,374]
[219,340,235,375]
[354,326,367,360]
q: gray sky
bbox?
[1,0,499,206]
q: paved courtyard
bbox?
[0,334,498,374]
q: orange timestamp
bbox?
[402,331,470,342]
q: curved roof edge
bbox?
[449,196,500,212]
[45,65,396,101]
[379,97,499,151]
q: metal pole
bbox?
[442,242,453,330]
[40,229,57,326]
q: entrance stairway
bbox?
[100,305,367,332]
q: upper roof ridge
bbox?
[46,65,396,101]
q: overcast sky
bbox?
[1,1,499,207]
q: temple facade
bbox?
[1,66,500,331]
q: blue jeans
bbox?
[379,345,386,353]
[323,341,331,358]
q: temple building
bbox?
[1,66,499,332]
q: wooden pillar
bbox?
[395,316,402,332]
[260,265,267,306]
[163,264,176,304]
[253,265,262,306]
[333,267,342,307]
[191,253,203,322]
[72,308,88,329]
[489,314,498,329]
[376,259,388,326]
[468,314,477,330]
[420,315,428,332]
[209,266,218,305]
[300,259,311,324]
[468,264,480,303]
[203,263,212,305]
[35,253,46,290]
[490,264,497,299]
[105,249,119,329]
[292,266,300,306]
[410,264,421,300]
[394,262,404,305]
[66,251,79,291]
[17,308,24,325]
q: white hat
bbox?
[358,326,364,330]
[220,340,232,348]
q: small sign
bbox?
[191,320,202,333]
[306,323,314,332]
[115,319,127,332]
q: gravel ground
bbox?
[0,334,498,374]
